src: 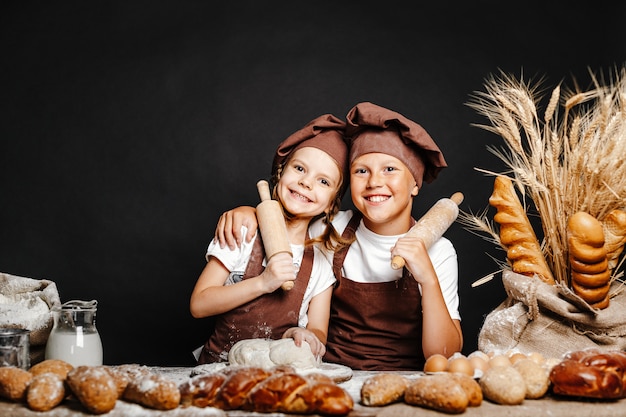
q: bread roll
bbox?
[489,175,555,285]
[0,366,32,402]
[603,209,626,269]
[26,372,66,411]
[567,211,611,308]
[479,365,526,405]
[513,358,550,399]
[360,373,408,406]
[28,358,73,379]
[66,365,118,414]
[404,373,469,414]
[122,372,181,410]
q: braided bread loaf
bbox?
[489,176,555,285]
[550,349,626,399]
[567,211,611,309]
[179,365,354,415]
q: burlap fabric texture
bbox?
[0,272,62,364]
[478,269,626,359]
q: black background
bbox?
[2,1,625,366]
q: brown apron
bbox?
[198,235,313,364]
[323,212,425,370]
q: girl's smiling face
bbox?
[350,152,418,235]
[276,146,342,220]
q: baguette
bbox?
[489,176,555,285]
[178,365,354,415]
[567,211,611,309]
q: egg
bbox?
[423,353,448,373]
[527,351,545,365]
[469,354,490,373]
[468,350,490,361]
[489,354,512,368]
[509,352,528,365]
[447,355,474,376]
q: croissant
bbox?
[489,176,555,285]
[567,211,611,309]
[178,365,354,415]
[603,209,626,270]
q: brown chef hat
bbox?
[272,113,348,193]
[346,102,447,188]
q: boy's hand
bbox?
[214,206,258,249]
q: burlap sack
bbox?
[478,270,626,358]
[0,272,62,364]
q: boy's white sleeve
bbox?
[429,237,461,321]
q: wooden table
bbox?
[2,367,626,416]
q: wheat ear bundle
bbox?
[462,68,626,291]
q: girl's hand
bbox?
[391,236,437,284]
[260,252,297,292]
[283,327,326,359]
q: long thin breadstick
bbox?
[391,192,464,270]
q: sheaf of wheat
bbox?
[461,67,626,290]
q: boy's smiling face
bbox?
[350,152,419,235]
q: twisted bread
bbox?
[567,211,611,309]
[489,176,555,285]
[602,209,626,270]
[550,349,626,399]
[179,366,353,415]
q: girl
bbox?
[214,102,463,370]
[190,114,348,364]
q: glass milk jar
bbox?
[45,300,103,366]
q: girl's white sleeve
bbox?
[206,226,256,272]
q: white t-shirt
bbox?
[206,226,336,328]
[310,210,461,321]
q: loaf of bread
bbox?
[178,365,353,415]
[122,372,181,410]
[602,209,626,270]
[360,373,408,406]
[404,373,469,414]
[66,365,119,414]
[567,211,611,309]
[359,372,480,413]
[489,175,555,285]
[0,366,33,402]
[28,358,74,379]
[26,372,66,411]
[549,349,626,399]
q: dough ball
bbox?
[228,338,319,370]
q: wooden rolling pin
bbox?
[391,192,464,270]
[256,180,295,290]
